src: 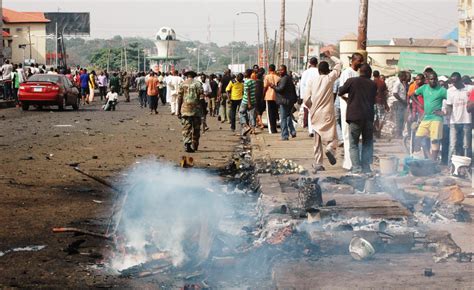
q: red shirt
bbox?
[469,89,474,102]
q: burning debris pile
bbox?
[255,158,307,175]
[111,162,231,272]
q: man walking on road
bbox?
[1,60,13,100]
[338,52,364,171]
[80,69,90,105]
[136,72,148,108]
[239,69,257,136]
[272,65,297,141]
[264,64,280,134]
[226,73,244,132]
[178,71,203,153]
[146,72,159,114]
[98,71,109,101]
[219,69,232,123]
[300,57,319,136]
[338,64,377,174]
[122,72,131,102]
[167,70,183,115]
[304,51,342,172]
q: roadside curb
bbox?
[0,100,16,109]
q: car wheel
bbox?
[72,97,80,110]
[58,96,65,111]
[21,102,29,111]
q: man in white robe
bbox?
[304,52,342,172]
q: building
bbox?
[339,33,457,75]
[2,8,50,65]
[458,0,473,55]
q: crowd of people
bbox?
[2,54,473,174]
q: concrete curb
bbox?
[0,100,16,109]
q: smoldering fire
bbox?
[112,161,230,270]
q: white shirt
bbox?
[1,64,13,80]
[106,92,118,101]
[17,68,27,83]
[446,85,472,124]
[338,67,359,90]
[167,75,183,96]
[389,79,406,106]
[300,67,319,98]
[202,80,212,95]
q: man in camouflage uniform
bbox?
[178,71,203,153]
[122,72,131,102]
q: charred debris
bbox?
[50,135,473,288]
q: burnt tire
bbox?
[21,102,29,111]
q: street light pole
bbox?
[236,11,260,67]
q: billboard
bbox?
[228,64,245,73]
[45,13,90,35]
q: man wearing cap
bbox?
[178,71,204,153]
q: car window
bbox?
[28,74,61,83]
[63,77,73,88]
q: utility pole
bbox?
[28,26,32,60]
[278,0,285,66]
[357,0,369,50]
[304,0,314,69]
[0,0,3,63]
[124,45,128,72]
[197,46,200,72]
[231,20,235,68]
[55,22,58,68]
[272,30,277,65]
[106,48,110,72]
[263,0,269,69]
[120,48,123,71]
[137,47,140,72]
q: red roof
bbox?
[2,8,50,24]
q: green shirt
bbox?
[242,78,256,107]
[178,79,203,117]
[415,84,447,121]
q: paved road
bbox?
[0,93,240,288]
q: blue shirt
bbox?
[80,73,89,89]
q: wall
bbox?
[458,0,473,55]
[340,39,448,76]
[3,23,47,64]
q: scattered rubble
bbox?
[255,158,307,175]
[0,245,46,257]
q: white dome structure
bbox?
[156,27,176,41]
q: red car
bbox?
[18,74,80,111]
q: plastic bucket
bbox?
[379,156,399,175]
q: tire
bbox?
[21,102,29,111]
[58,96,65,111]
[72,97,80,110]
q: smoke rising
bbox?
[112,161,230,270]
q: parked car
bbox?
[18,74,80,111]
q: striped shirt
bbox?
[242,78,256,106]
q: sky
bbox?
[4,0,458,45]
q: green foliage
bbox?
[50,35,306,73]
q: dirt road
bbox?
[0,94,239,288]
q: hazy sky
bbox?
[4,0,457,45]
